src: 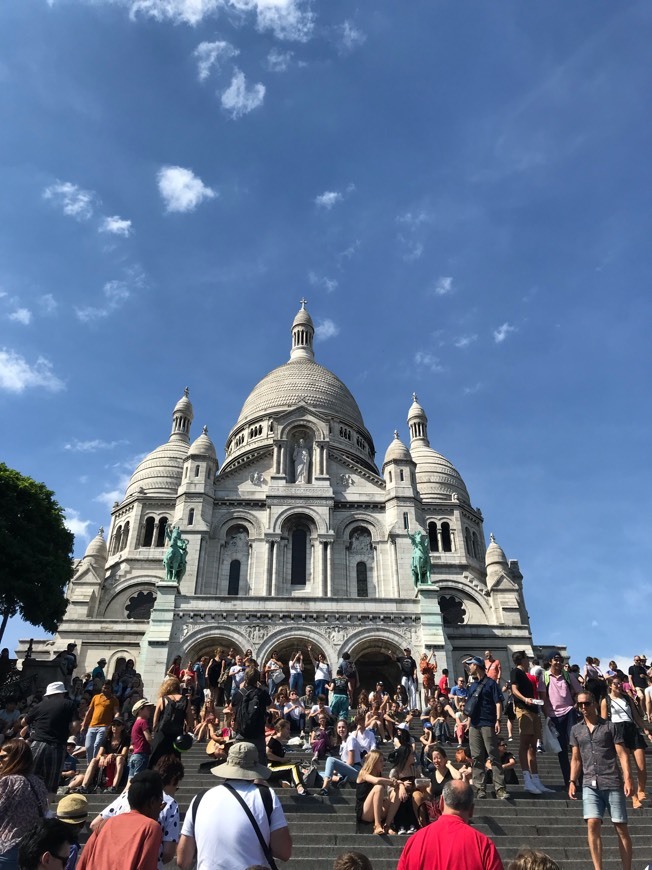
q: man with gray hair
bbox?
[397,780,504,870]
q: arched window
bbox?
[399,469,404,482]
[156,516,168,548]
[403,512,409,530]
[441,522,452,553]
[472,532,479,559]
[428,522,439,552]
[356,562,368,598]
[188,509,195,526]
[194,464,200,478]
[112,525,122,555]
[120,521,130,551]
[465,528,472,556]
[142,516,155,547]
[228,560,241,595]
[439,595,467,626]
[291,528,308,586]
[388,471,393,483]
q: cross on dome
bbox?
[300,297,308,308]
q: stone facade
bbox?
[19,302,534,696]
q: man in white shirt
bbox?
[177,742,292,870]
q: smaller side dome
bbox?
[485,533,507,568]
[383,430,412,465]
[189,425,217,460]
[84,527,108,566]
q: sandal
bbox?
[373,825,385,835]
[386,828,397,836]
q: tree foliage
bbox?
[0,463,74,639]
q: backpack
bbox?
[234,688,266,739]
[158,695,188,736]
[544,670,572,689]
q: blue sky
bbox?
[1,0,651,667]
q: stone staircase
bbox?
[57,723,652,869]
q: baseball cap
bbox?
[463,656,485,668]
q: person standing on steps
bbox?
[392,647,418,709]
[463,656,509,801]
[510,651,553,794]
[569,691,633,870]
[543,650,582,787]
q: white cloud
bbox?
[432,276,454,296]
[315,190,342,209]
[454,334,477,349]
[8,308,32,325]
[221,69,266,119]
[100,215,133,237]
[43,180,95,221]
[64,438,128,453]
[463,383,482,395]
[232,0,314,41]
[315,318,339,341]
[64,507,93,541]
[414,351,444,373]
[194,40,239,81]
[266,48,292,72]
[308,271,338,293]
[94,472,132,510]
[128,0,314,39]
[38,294,58,314]
[340,20,366,52]
[336,240,360,263]
[0,348,65,393]
[493,322,516,344]
[75,267,146,323]
[157,165,216,213]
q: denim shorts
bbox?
[128,752,150,778]
[582,786,627,824]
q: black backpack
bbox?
[235,688,266,739]
[158,695,188,736]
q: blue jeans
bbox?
[0,844,20,869]
[324,756,361,785]
[85,725,107,764]
[582,786,627,824]
[289,673,303,695]
[314,680,328,700]
[548,709,578,786]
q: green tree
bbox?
[0,463,74,644]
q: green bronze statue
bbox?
[408,528,430,588]
[163,524,188,583]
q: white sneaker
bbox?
[523,771,543,794]
[532,774,554,793]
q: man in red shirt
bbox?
[397,780,504,870]
[484,651,501,684]
[77,770,163,870]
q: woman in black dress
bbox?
[355,749,401,835]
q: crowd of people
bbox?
[0,642,650,870]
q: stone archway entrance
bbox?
[259,640,324,694]
[187,637,246,663]
[346,637,406,697]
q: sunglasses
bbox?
[577,701,593,707]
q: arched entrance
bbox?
[257,639,332,695]
[347,637,407,697]
[187,636,246,663]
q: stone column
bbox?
[391,537,400,597]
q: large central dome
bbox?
[237,358,365,428]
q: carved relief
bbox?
[249,472,266,487]
[350,529,372,554]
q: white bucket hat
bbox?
[45,681,67,696]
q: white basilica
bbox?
[27,302,534,694]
